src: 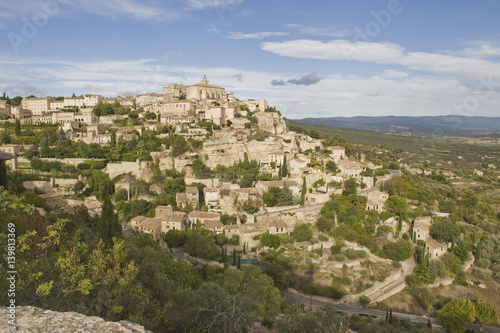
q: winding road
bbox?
[283,290,500,332]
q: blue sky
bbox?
[1,0,500,118]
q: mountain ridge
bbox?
[289,115,500,135]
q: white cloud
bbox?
[261,39,500,90]
[0,81,45,97]
[445,42,500,59]
[227,31,289,40]
[261,39,405,64]
[183,0,244,10]
[382,69,408,79]
[0,0,245,27]
[284,24,352,37]
[3,56,500,118]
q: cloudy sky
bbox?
[1,0,500,118]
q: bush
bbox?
[77,162,91,170]
[277,234,294,244]
[318,235,329,241]
[330,245,342,254]
[453,270,468,286]
[383,239,413,262]
[292,223,312,242]
[334,254,346,261]
[359,295,371,306]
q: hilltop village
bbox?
[1,77,500,333]
[1,77,405,253]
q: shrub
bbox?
[318,235,329,241]
[334,254,346,261]
[359,295,371,306]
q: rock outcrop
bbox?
[0,306,151,333]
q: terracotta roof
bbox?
[186,187,198,194]
[138,218,161,231]
[189,212,220,219]
[203,220,224,229]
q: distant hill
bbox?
[290,116,500,135]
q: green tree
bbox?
[275,303,350,333]
[342,178,357,198]
[282,154,288,177]
[430,219,461,243]
[383,239,413,262]
[316,216,334,232]
[220,266,281,320]
[87,239,148,321]
[15,119,21,136]
[438,298,476,333]
[113,188,128,202]
[359,295,371,306]
[474,300,498,331]
[326,160,338,173]
[184,230,218,260]
[385,195,408,219]
[163,230,188,249]
[292,223,313,242]
[96,195,122,247]
[260,233,280,249]
[171,135,188,157]
[300,177,306,206]
[0,162,7,188]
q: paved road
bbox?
[283,291,500,332]
[489,191,500,198]
[172,249,206,266]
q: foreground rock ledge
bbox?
[0,306,152,333]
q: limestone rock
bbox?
[0,306,151,333]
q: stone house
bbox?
[413,216,432,241]
[203,187,219,207]
[426,238,447,259]
[364,190,389,213]
[202,219,225,234]
[188,212,221,225]
[305,192,330,204]
[255,180,301,196]
[39,192,66,210]
[338,160,366,178]
[328,146,346,162]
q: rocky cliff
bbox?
[0,306,151,333]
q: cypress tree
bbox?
[237,257,241,269]
[300,177,306,206]
[0,161,8,188]
[97,193,122,247]
[15,119,20,136]
[389,309,393,324]
[282,154,288,177]
[232,248,236,266]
